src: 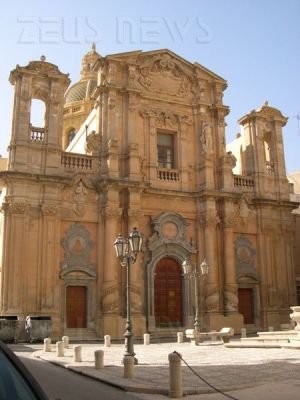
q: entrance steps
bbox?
[64,328,98,342]
[225,329,300,349]
[148,328,185,343]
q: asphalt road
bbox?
[10,344,140,400]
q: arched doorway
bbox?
[154,257,183,327]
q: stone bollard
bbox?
[73,345,82,362]
[44,338,51,352]
[168,352,182,398]
[95,350,104,369]
[241,328,247,338]
[177,332,183,343]
[104,335,111,347]
[123,356,134,379]
[268,326,274,332]
[211,330,217,341]
[144,333,150,345]
[56,341,64,357]
[62,336,69,349]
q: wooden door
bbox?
[154,258,183,327]
[238,288,254,324]
[66,286,87,328]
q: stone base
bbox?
[204,313,243,333]
[102,314,146,339]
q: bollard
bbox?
[62,335,69,349]
[268,326,274,332]
[123,356,134,379]
[73,345,82,362]
[241,328,247,338]
[211,330,217,341]
[56,341,64,357]
[144,333,150,345]
[44,338,51,352]
[177,332,183,343]
[95,350,104,369]
[168,352,182,398]
[104,335,111,347]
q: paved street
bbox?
[12,344,139,400]
[13,340,300,400]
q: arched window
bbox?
[67,128,76,145]
[30,99,46,128]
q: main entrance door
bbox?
[238,288,254,324]
[66,286,87,328]
[154,258,183,327]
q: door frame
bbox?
[61,275,96,331]
[154,257,184,328]
[66,285,88,329]
[238,281,260,327]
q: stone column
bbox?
[222,206,238,313]
[200,209,220,313]
[103,207,123,283]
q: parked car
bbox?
[0,340,48,399]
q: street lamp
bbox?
[113,227,143,361]
[182,258,209,332]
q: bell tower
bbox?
[8,56,70,174]
[238,101,290,200]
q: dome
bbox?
[65,79,97,104]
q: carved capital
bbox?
[42,204,59,217]
[103,207,123,219]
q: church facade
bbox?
[0,47,298,339]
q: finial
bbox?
[40,55,46,62]
[264,100,269,107]
[92,42,96,52]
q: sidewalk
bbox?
[34,341,300,399]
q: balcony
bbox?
[61,152,93,170]
[157,168,180,182]
[234,175,254,190]
[30,126,45,142]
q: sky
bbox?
[0,0,299,173]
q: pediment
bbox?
[106,49,226,99]
[136,50,225,99]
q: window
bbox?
[67,128,76,145]
[157,133,175,169]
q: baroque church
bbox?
[0,45,298,340]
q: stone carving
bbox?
[137,53,193,97]
[199,210,220,228]
[103,207,123,219]
[205,285,219,312]
[102,285,119,312]
[42,204,59,216]
[10,202,28,214]
[235,235,257,280]
[85,131,101,154]
[73,180,88,217]
[200,122,213,153]
[224,284,238,312]
[60,222,95,271]
[139,109,192,135]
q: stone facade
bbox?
[0,48,298,339]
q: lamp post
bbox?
[113,227,143,361]
[182,258,209,332]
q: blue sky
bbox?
[1,0,299,173]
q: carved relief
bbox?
[103,207,123,219]
[73,180,88,217]
[205,285,219,311]
[139,109,192,137]
[60,223,95,271]
[199,210,220,228]
[102,285,119,312]
[224,284,238,312]
[137,53,194,98]
[235,235,257,280]
[42,204,59,216]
